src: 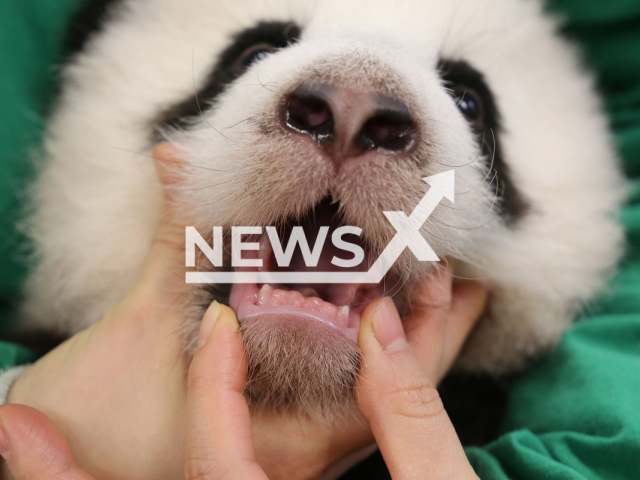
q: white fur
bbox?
[21,0,624,374]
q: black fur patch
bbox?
[439,60,530,224]
[64,0,125,59]
[159,21,301,129]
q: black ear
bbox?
[64,0,125,59]
[439,59,530,224]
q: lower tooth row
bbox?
[258,284,350,320]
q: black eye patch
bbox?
[439,59,529,224]
[439,60,500,134]
[160,21,301,130]
[215,22,301,79]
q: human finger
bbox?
[403,263,489,381]
[356,298,479,480]
[0,404,95,480]
[185,302,268,480]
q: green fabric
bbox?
[0,0,86,362]
[1,0,640,477]
[0,342,38,371]
[464,1,640,478]
[0,0,86,333]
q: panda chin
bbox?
[238,305,363,419]
[225,198,403,417]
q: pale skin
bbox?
[0,144,488,479]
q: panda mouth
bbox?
[228,199,399,343]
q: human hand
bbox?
[355,267,486,479]
[0,303,261,480]
[0,302,246,480]
[3,144,193,479]
[0,282,484,480]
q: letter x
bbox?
[382,211,438,261]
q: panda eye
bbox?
[232,43,278,75]
[452,86,484,129]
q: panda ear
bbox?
[152,142,184,187]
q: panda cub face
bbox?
[161,15,519,416]
[24,0,623,419]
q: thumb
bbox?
[101,142,192,331]
[0,404,95,480]
[131,142,190,298]
[355,298,478,480]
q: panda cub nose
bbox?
[279,82,419,165]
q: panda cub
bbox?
[21,0,623,418]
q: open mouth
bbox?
[228,199,399,343]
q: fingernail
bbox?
[198,301,220,349]
[372,297,408,353]
[0,425,10,461]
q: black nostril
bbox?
[282,84,333,139]
[357,102,418,153]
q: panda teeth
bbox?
[258,283,274,304]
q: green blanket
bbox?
[1,0,639,478]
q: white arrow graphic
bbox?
[186,170,454,284]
